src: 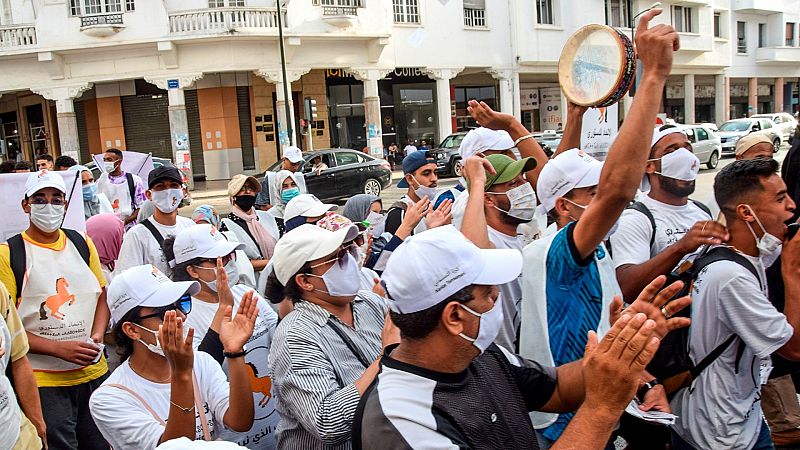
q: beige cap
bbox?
[228,174,261,197]
[735,134,773,157]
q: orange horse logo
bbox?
[245,362,272,407]
[111,199,120,211]
[40,277,75,320]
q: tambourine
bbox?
[558,24,636,108]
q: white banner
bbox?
[92,151,155,183]
[0,171,86,242]
[580,104,619,161]
[539,88,563,131]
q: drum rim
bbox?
[558,24,635,107]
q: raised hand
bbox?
[462,155,495,188]
[371,277,386,297]
[215,256,234,308]
[219,290,258,353]
[467,100,516,131]
[612,275,691,339]
[401,196,431,230]
[426,199,453,228]
[678,220,729,254]
[159,311,194,376]
[634,8,680,80]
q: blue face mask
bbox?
[83,183,97,201]
[281,187,300,204]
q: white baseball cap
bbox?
[284,194,337,222]
[107,264,200,327]
[382,225,522,314]
[25,169,66,197]
[172,224,244,266]
[283,146,304,164]
[651,125,687,149]
[536,148,603,213]
[271,223,359,285]
[459,128,515,161]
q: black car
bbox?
[267,149,392,202]
[429,132,468,177]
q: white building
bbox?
[0,0,797,180]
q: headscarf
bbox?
[269,170,300,219]
[85,214,124,269]
[191,204,220,228]
[231,197,277,260]
[70,165,99,219]
[343,194,381,223]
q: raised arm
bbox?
[555,102,589,156]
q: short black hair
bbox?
[0,161,16,174]
[35,153,53,163]
[106,148,123,159]
[14,161,32,172]
[55,155,77,169]
[389,285,475,340]
[264,264,311,305]
[714,158,780,213]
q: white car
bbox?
[678,124,722,169]
[717,118,782,155]
[752,113,798,143]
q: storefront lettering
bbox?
[393,68,425,78]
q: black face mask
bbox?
[233,195,257,212]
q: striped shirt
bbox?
[269,291,387,449]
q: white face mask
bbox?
[306,252,361,297]
[411,176,437,202]
[366,211,387,238]
[132,323,165,357]
[458,301,504,354]
[487,183,537,222]
[151,188,184,214]
[651,148,700,181]
[564,198,619,239]
[104,161,117,174]
[743,205,783,264]
[193,261,239,292]
[30,204,65,233]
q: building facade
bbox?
[0,0,797,180]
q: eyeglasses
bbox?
[30,197,65,206]
[309,245,351,270]
[138,293,192,321]
[199,252,236,266]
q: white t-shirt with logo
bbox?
[609,195,712,270]
[89,351,231,450]
[670,250,793,450]
[116,216,196,276]
[488,226,523,352]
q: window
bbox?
[463,0,486,28]
[69,0,129,15]
[125,0,134,11]
[737,21,747,53]
[759,23,767,47]
[696,128,709,141]
[761,120,772,129]
[209,0,245,6]
[454,86,497,130]
[335,151,360,166]
[536,0,553,25]
[605,0,630,28]
[312,0,364,6]
[787,22,796,46]
[393,0,420,24]
[714,12,721,38]
[672,5,694,33]
[684,127,696,143]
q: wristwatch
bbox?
[223,349,246,359]
[636,378,661,402]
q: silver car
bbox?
[679,124,722,169]
[752,113,798,143]
[717,118,782,155]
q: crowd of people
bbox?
[3,9,800,450]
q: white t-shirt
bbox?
[671,250,793,450]
[488,226,523,352]
[184,285,280,449]
[116,216,196,276]
[609,195,712,270]
[403,145,417,155]
[89,351,231,450]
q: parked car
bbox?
[717,118,782,155]
[678,124,722,169]
[534,131,561,155]
[266,148,392,201]
[430,132,468,177]
[752,112,798,143]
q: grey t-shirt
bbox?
[671,249,793,450]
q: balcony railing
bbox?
[0,25,37,48]
[80,14,124,27]
[169,7,284,34]
[323,6,357,16]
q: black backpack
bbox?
[648,246,762,395]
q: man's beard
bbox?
[659,175,696,198]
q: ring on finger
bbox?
[701,222,708,233]
[660,305,670,319]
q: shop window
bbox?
[454,86,496,131]
[605,0,629,28]
[463,0,486,28]
[758,23,767,47]
[536,0,554,25]
[786,22,796,46]
[672,6,694,33]
[737,21,747,53]
[393,0,420,24]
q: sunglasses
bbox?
[138,293,192,321]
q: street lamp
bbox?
[276,0,294,159]
[629,1,661,97]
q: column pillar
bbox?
[512,72,521,121]
[350,68,391,159]
[684,74,695,124]
[775,77,785,113]
[715,75,727,124]
[489,69,515,115]
[424,68,463,144]
[748,77,758,116]
[256,68,310,155]
[30,83,92,163]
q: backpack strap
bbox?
[6,234,25,301]
[690,199,713,219]
[63,229,91,266]
[125,172,137,212]
[192,371,212,441]
[627,201,657,248]
[104,384,166,425]
[141,218,165,247]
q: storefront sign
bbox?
[581,104,618,161]
[520,89,539,109]
[696,85,715,98]
[666,85,684,99]
[731,85,748,97]
[539,87,563,131]
[758,85,771,96]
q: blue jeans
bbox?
[671,420,775,450]
[536,430,616,450]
